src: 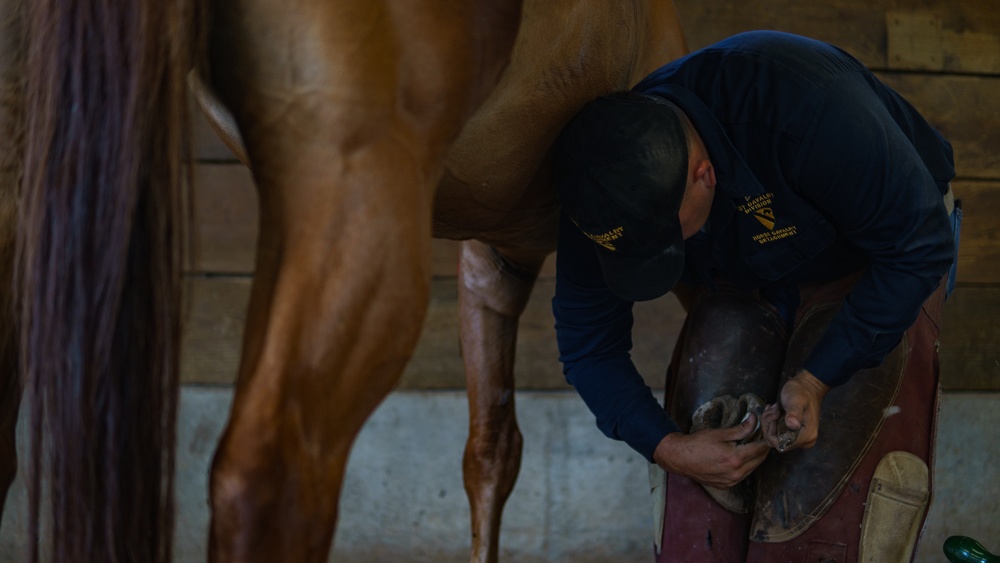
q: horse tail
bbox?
[19,0,200,560]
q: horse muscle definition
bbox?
[1,0,687,561]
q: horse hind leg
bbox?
[459,240,548,563]
[203,1,522,560]
[207,119,441,561]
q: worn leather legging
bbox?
[656,274,946,563]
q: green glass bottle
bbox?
[944,536,1000,563]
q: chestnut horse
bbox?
[0,0,687,561]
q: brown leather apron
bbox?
[656,275,944,563]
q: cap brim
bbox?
[595,238,685,302]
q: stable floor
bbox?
[0,388,997,562]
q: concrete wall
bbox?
[1,388,996,562]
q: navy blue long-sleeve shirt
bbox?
[552,31,955,461]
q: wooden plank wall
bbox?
[182,0,1000,392]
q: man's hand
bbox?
[762,370,830,451]
[652,413,770,489]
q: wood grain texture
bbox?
[182,1,1000,393]
[186,167,999,284]
[952,180,1000,284]
[885,9,1000,74]
[181,276,251,385]
[187,164,258,274]
[673,0,1000,74]
[190,1,1000,162]
[876,74,1000,181]
[186,163,468,276]
[180,276,684,389]
[181,276,994,391]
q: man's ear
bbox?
[693,159,716,190]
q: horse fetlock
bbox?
[211,459,279,529]
[464,423,523,488]
[470,420,523,456]
[210,453,339,562]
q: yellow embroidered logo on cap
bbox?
[585,226,624,251]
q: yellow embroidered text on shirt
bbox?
[752,225,798,244]
[737,193,774,214]
[739,194,779,231]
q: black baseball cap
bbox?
[553,92,689,302]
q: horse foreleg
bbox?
[459,240,547,563]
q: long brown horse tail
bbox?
[19,0,200,561]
